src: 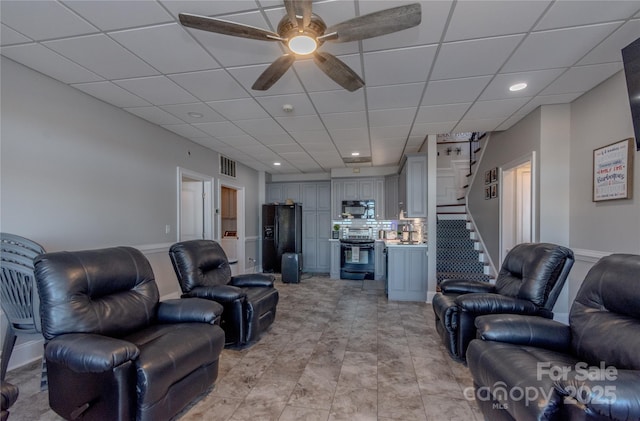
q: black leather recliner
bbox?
[432,242,574,361]
[34,246,226,421]
[169,240,279,348]
[467,253,640,421]
[1,381,18,421]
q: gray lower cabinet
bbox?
[374,241,386,281]
[330,240,340,279]
[386,246,428,301]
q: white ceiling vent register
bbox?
[220,156,236,178]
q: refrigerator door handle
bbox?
[274,216,279,249]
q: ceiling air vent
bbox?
[220,155,236,178]
[342,156,372,164]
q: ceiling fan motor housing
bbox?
[277,13,327,51]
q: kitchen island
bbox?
[385,242,428,301]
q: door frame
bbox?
[177,167,214,241]
[499,152,537,264]
[217,179,245,273]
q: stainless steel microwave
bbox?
[341,200,375,219]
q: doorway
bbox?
[500,153,536,263]
[178,168,213,242]
[218,181,245,273]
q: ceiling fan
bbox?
[179,1,421,92]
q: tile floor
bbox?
[5,275,483,421]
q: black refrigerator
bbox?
[262,203,302,273]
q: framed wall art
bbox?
[593,138,634,202]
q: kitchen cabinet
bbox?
[330,240,340,279]
[266,182,301,204]
[400,153,428,218]
[331,177,385,219]
[385,175,399,219]
[386,245,428,301]
[374,241,386,281]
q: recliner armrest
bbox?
[555,369,640,419]
[230,273,275,288]
[185,285,247,303]
[157,298,224,325]
[475,314,571,352]
[440,279,496,294]
[455,293,540,315]
[46,333,139,373]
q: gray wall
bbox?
[1,57,261,284]
[469,70,639,318]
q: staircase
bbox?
[436,218,491,284]
[436,132,492,286]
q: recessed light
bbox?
[509,83,527,92]
[187,112,204,118]
[273,162,281,166]
[351,152,360,156]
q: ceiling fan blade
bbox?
[324,3,421,43]
[252,55,296,90]
[179,13,282,41]
[284,0,312,29]
[313,52,364,92]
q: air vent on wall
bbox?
[342,156,372,164]
[220,155,236,178]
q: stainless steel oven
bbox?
[340,239,375,280]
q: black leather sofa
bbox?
[34,246,226,421]
[1,382,18,421]
[169,240,279,347]
[467,253,640,421]
[433,242,574,361]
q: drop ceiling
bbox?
[1,1,639,175]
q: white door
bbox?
[181,179,204,241]
[500,157,535,263]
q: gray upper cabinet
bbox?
[402,153,428,218]
[385,175,399,219]
[332,177,385,218]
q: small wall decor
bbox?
[593,138,634,202]
[490,183,498,198]
[484,167,499,199]
[490,167,498,183]
[485,186,491,200]
[485,170,491,185]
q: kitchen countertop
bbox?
[329,239,427,247]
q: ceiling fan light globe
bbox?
[288,35,317,55]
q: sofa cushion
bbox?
[569,254,640,370]
[467,340,579,421]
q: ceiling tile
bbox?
[1,23,31,46]
[124,106,185,125]
[534,1,640,31]
[1,43,103,84]
[161,123,209,138]
[369,108,416,127]
[160,103,226,123]
[276,115,325,131]
[234,118,289,137]
[578,19,640,66]
[540,62,623,95]
[169,69,249,102]
[227,63,304,97]
[370,125,411,141]
[269,143,304,154]
[293,55,363,93]
[206,98,270,120]
[72,81,151,107]
[256,93,317,117]
[63,1,173,31]
[329,127,369,143]
[160,1,258,19]
[44,34,159,80]
[464,97,531,120]
[366,82,425,110]
[516,92,582,117]
[109,23,219,74]
[187,10,284,67]
[288,130,333,145]
[454,118,505,133]
[445,1,550,42]
[415,103,471,124]
[411,122,458,137]
[432,34,524,80]
[361,1,452,51]
[322,111,367,131]
[253,133,296,145]
[0,1,97,40]
[479,68,566,101]
[193,121,246,137]
[421,76,493,106]
[308,89,365,113]
[502,22,622,73]
[114,76,199,105]
[363,45,437,86]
